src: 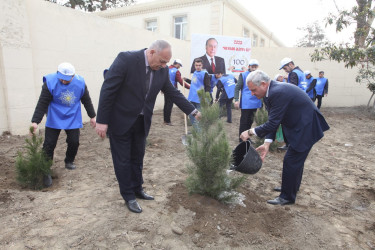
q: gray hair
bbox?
[149,40,171,52]
[246,70,270,86]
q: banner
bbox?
[190,34,251,75]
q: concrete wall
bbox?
[0,0,370,135]
[0,0,191,135]
[251,47,371,107]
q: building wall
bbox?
[0,0,191,135]
[0,0,371,135]
[98,0,283,47]
[111,2,214,39]
[251,47,371,107]
[222,3,279,47]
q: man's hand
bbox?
[31,123,38,135]
[256,142,271,162]
[240,129,252,141]
[90,117,96,128]
[95,123,108,139]
[195,111,202,121]
[234,101,240,110]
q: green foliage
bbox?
[46,0,135,12]
[253,105,279,151]
[185,89,245,202]
[311,1,375,109]
[15,127,52,190]
[296,21,329,48]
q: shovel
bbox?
[181,80,189,145]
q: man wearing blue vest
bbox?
[163,59,190,125]
[279,57,304,86]
[188,58,210,127]
[303,71,317,102]
[315,71,329,109]
[31,62,96,187]
[234,59,262,142]
[215,71,237,123]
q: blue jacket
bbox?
[44,73,86,129]
[188,70,207,103]
[240,71,262,109]
[255,81,329,152]
[169,67,178,86]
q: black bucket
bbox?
[230,140,262,174]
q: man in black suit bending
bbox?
[96,40,201,213]
[240,70,329,206]
[190,37,226,74]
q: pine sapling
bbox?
[15,127,52,189]
[185,89,245,202]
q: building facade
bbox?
[97,0,284,47]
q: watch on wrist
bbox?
[247,129,252,136]
[192,110,198,117]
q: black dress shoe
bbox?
[135,190,154,200]
[126,199,142,213]
[273,186,282,192]
[277,145,289,151]
[267,197,294,205]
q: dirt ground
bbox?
[0,106,374,249]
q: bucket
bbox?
[230,140,262,174]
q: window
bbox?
[243,28,250,38]
[260,38,265,47]
[174,15,187,40]
[252,34,258,47]
[146,19,157,32]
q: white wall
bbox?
[0,0,371,135]
[251,47,371,107]
[0,0,191,135]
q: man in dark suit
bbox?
[190,38,226,74]
[95,40,200,213]
[240,70,329,205]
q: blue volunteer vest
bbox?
[305,77,316,98]
[315,77,327,95]
[188,71,206,103]
[220,74,236,99]
[44,73,86,129]
[240,71,262,109]
[210,74,219,93]
[169,67,177,86]
[288,68,305,85]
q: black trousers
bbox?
[279,145,312,202]
[219,98,233,123]
[316,95,323,109]
[163,95,173,123]
[109,115,146,201]
[43,127,80,163]
[239,108,257,140]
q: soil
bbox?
[0,106,374,249]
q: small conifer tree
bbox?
[253,105,279,151]
[15,127,52,189]
[185,89,245,202]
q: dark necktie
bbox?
[145,66,151,95]
[211,58,216,73]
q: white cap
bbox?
[174,59,183,67]
[57,62,75,81]
[304,70,311,76]
[249,59,259,66]
[279,57,292,70]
